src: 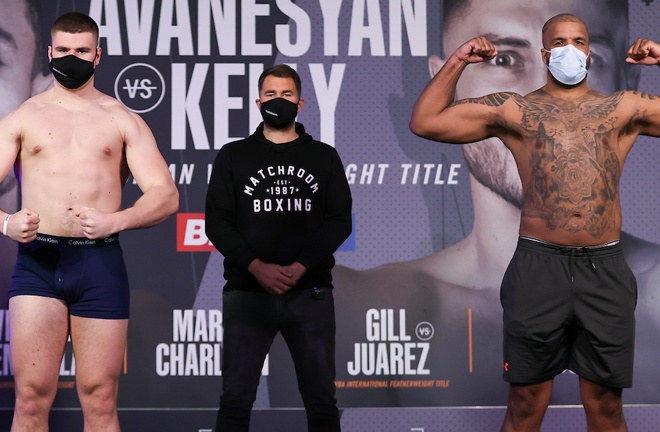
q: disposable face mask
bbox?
[544,44,589,86]
[49,55,95,89]
[260,98,299,129]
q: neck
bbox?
[263,122,298,144]
[52,77,97,98]
[543,74,591,98]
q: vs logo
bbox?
[114,63,166,113]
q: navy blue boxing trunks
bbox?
[501,236,637,388]
[9,233,130,319]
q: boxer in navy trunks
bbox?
[9,233,130,319]
[0,13,178,431]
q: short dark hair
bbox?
[258,64,302,96]
[51,12,99,44]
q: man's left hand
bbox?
[281,262,307,283]
[76,207,116,239]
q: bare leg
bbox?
[500,381,553,432]
[579,377,627,432]
[10,296,69,432]
[70,315,128,432]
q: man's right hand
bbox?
[4,208,39,243]
[454,36,498,65]
[248,258,296,295]
[626,38,660,65]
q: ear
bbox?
[428,54,446,78]
[255,99,261,111]
[94,47,102,67]
[297,98,304,112]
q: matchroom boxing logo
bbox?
[114,63,166,113]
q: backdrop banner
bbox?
[1,0,660,430]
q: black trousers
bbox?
[216,288,340,432]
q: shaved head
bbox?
[542,13,586,35]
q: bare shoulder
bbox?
[576,89,655,111]
[7,91,50,116]
[98,93,140,120]
[97,93,150,132]
[624,89,660,101]
[0,92,49,132]
[617,89,660,111]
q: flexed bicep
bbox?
[411,37,499,143]
[424,92,519,144]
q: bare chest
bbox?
[21,106,125,162]
[514,96,625,176]
[512,92,628,241]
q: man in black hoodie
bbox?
[205,64,352,432]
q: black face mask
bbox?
[259,98,299,129]
[49,55,96,89]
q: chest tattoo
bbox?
[515,92,624,237]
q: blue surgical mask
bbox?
[544,44,590,86]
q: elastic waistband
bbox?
[518,236,622,258]
[34,233,120,247]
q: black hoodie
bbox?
[205,122,352,292]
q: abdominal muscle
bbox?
[19,156,125,237]
[517,144,624,247]
[519,209,623,247]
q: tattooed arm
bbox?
[627,91,660,137]
[410,36,510,143]
[625,39,660,137]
